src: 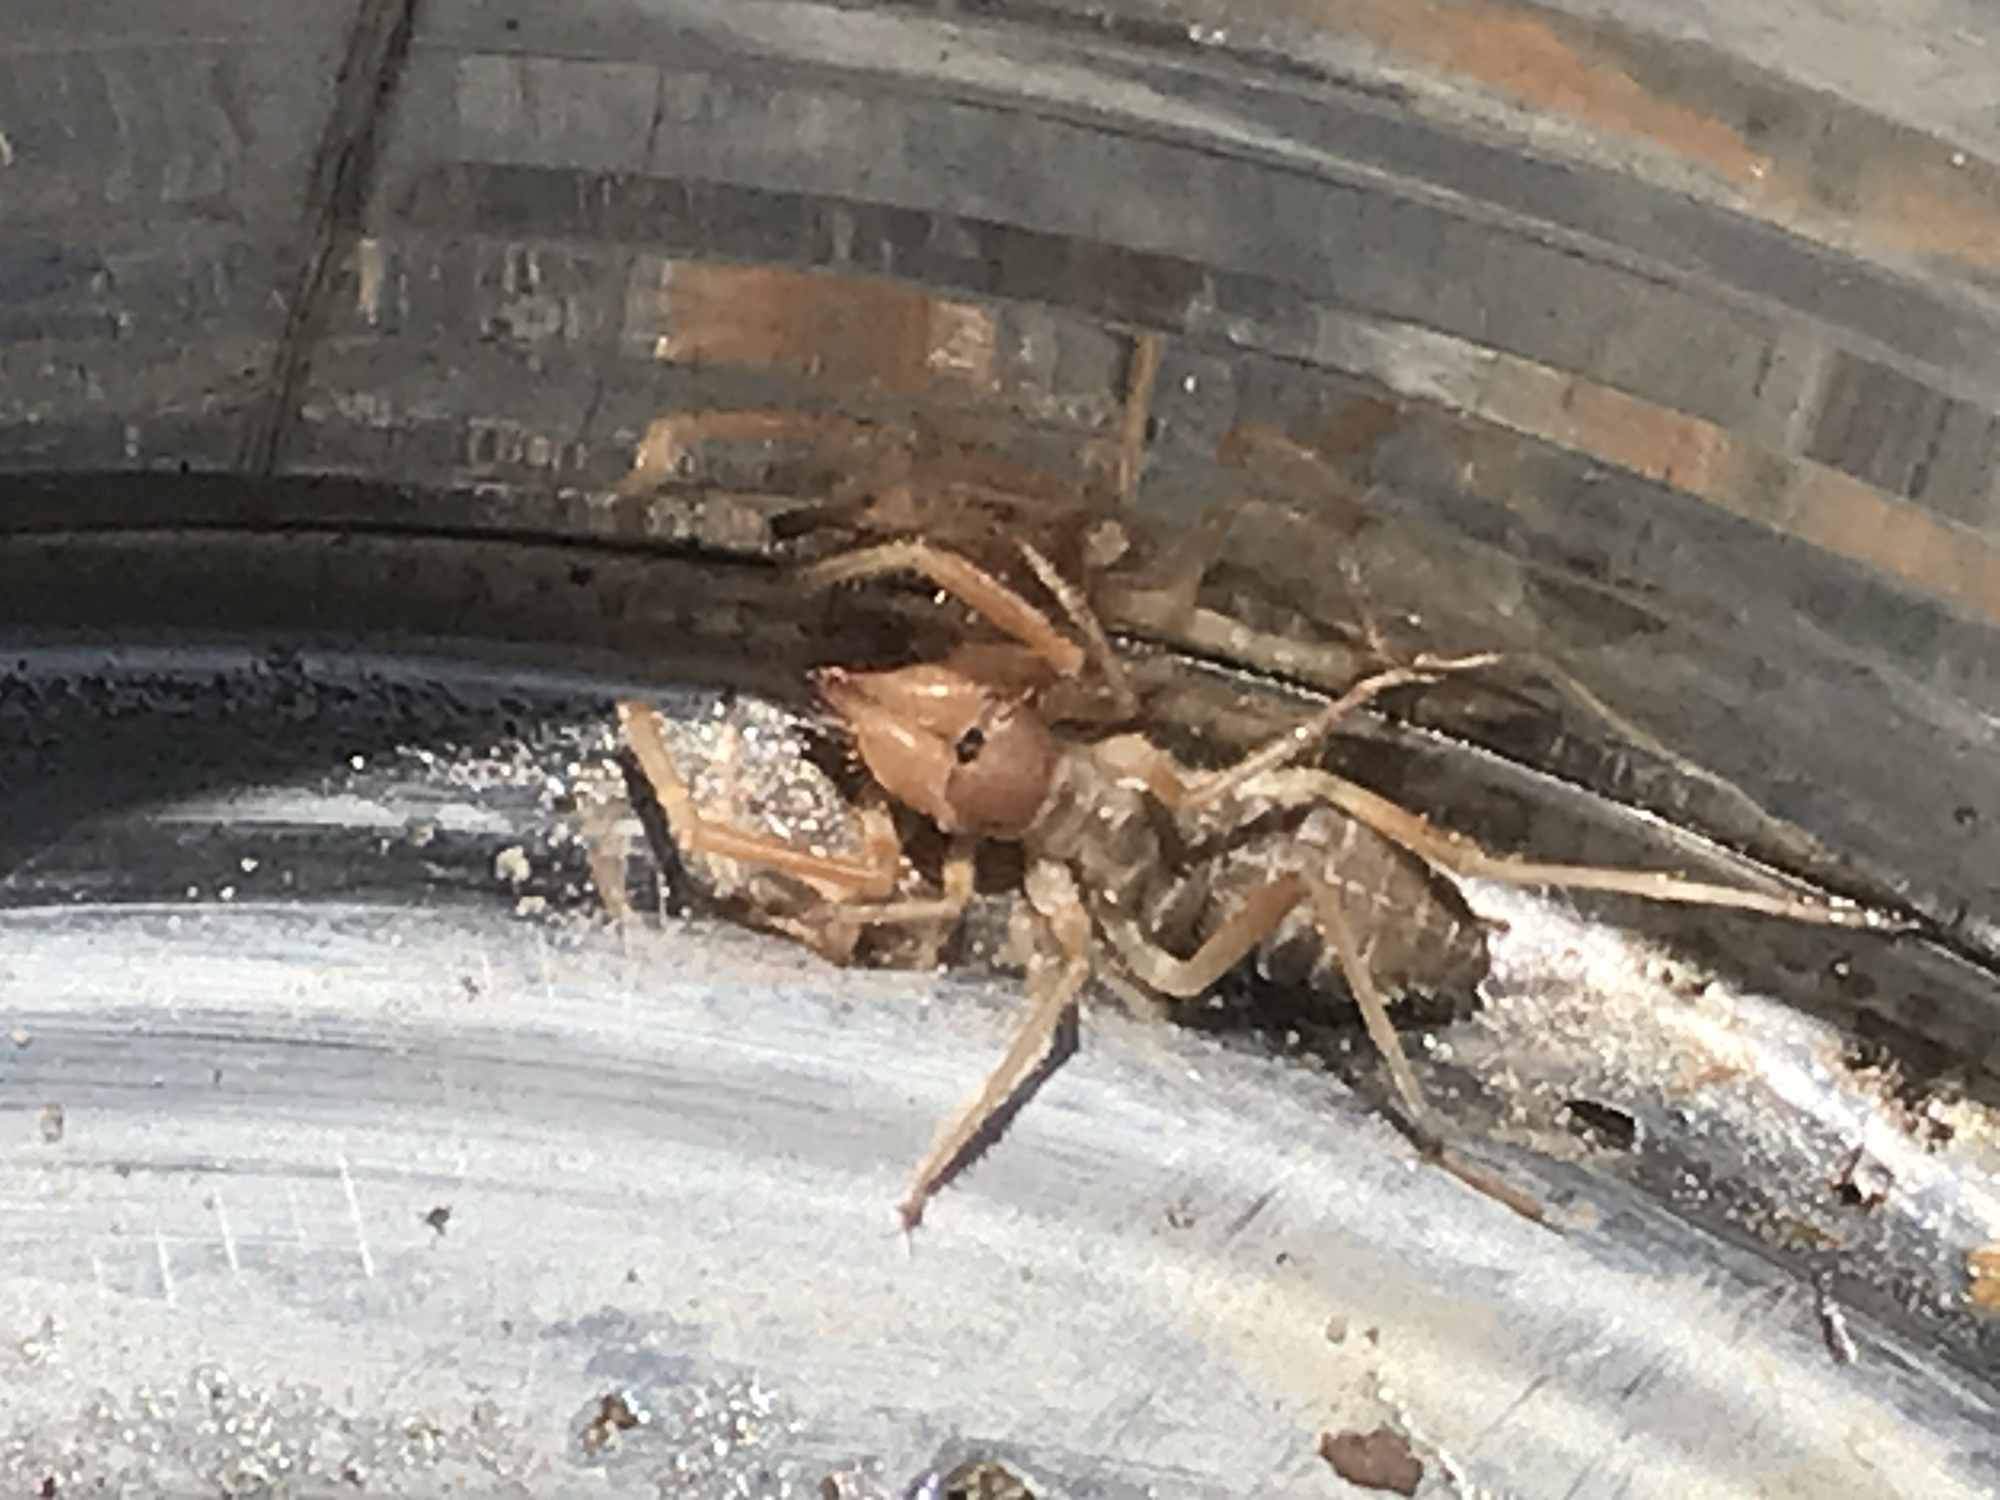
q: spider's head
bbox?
[815,664,1058,840]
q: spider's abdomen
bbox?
[1171,800,1490,1012]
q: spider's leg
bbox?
[619,700,900,898]
[1241,767,1906,932]
[1014,537,1137,719]
[801,540,1086,681]
[1179,658,1497,811]
[813,834,979,969]
[1101,873,1309,1000]
[899,858,1091,1231]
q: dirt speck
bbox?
[941,1459,1035,1499]
[1833,1147,1893,1211]
[1560,1097,1639,1152]
[579,1391,643,1455]
[421,1205,452,1237]
[1318,1426,1423,1495]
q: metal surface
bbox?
[4,902,1995,1498]
[2,638,1997,1494]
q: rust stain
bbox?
[626,261,996,394]
[1406,338,2000,633]
[628,408,802,486]
[618,405,1114,526]
[621,408,872,494]
[1779,464,2000,622]
[1287,0,2000,282]
[1832,153,2000,276]
[1492,370,1732,495]
[1476,356,1735,496]
[1300,0,1769,187]
[1573,383,1731,494]
[1969,1245,2000,1313]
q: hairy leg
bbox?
[800,539,1087,681]
[1239,767,1907,932]
[1180,656,1497,809]
[813,835,979,969]
[900,858,1091,1230]
[618,700,902,899]
[1084,658,1492,814]
[1097,661,1899,931]
[1013,538,1138,719]
[1305,876,1551,1224]
[1101,873,1309,1000]
[1097,858,1550,1224]
[622,699,996,970]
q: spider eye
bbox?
[953,726,986,764]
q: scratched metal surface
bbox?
[2,902,1994,1499]
[1,638,1997,1497]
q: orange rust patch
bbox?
[625,261,996,395]
[621,408,861,492]
[1357,335,2000,633]
[617,404,1119,517]
[1834,151,2000,278]
[1778,465,2000,622]
[1299,0,1769,188]
[1282,0,2000,282]
[1970,1245,2000,1313]
[1481,363,1734,495]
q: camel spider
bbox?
[617,535,1904,1230]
